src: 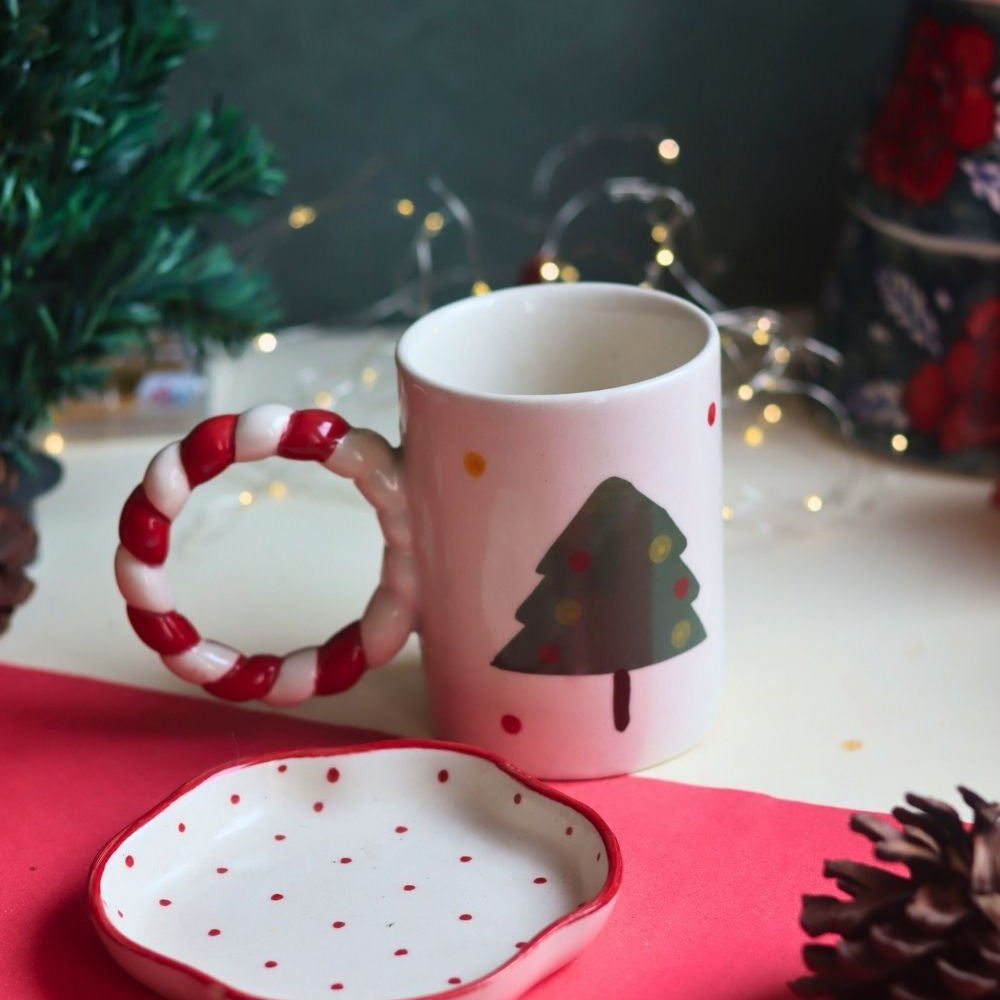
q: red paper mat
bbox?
[0,661,864,999]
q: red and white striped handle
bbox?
[114,406,417,705]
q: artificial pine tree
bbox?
[0,0,284,470]
[491,476,707,732]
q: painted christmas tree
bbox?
[491,476,706,732]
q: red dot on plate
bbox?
[313,802,324,813]
[117,909,123,918]
[395,825,408,833]
[230,794,240,805]
[566,826,574,836]
[270,893,284,901]
[159,899,172,906]
[274,834,286,841]
[208,928,221,937]
[533,877,548,884]
[513,793,522,805]
[537,642,560,665]
[437,769,449,783]
[515,942,527,950]
[501,713,522,734]
[331,985,344,992]
[596,852,602,861]
[340,857,352,864]
[395,948,408,956]
[459,913,473,921]
[265,960,278,968]
[673,576,690,599]
[568,550,592,572]
[327,767,340,783]
[448,978,462,985]
[460,855,472,863]
[332,921,346,929]
[125,855,134,868]
[217,867,229,874]
[708,401,717,426]
[403,884,416,892]
[277,764,287,773]
[178,822,186,833]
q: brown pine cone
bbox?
[0,504,37,634]
[791,788,1000,1000]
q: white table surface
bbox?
[6,332,998,812]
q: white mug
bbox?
[116,283,723,778]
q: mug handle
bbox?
[114,406,417,705]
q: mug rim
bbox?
[395,282,718,405]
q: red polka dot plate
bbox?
[89,740,622,1000]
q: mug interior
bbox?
[397,283,713,398]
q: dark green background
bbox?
[168,1,908,325]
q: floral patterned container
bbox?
[820,0,1000,474]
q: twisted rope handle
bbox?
[114,406,417,705]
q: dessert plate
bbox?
[90,740,621,1000]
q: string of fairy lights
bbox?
[44,125,867,527]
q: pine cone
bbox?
[0,504,37,634]
[791,788,1000,1000]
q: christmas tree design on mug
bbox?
[491,477,706,733]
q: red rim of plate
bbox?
[88,738,624,1000]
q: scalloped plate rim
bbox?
[88,738,623,1000]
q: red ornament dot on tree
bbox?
[708,401,717,426]
[326,767,340,783]
[673,576,690,598]
[437,769,449,783]
[568,550,592,572]
[501,713,522,734]
[537,642,560,665]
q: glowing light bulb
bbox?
[762,403,782,424]
[757,316,772,332]
[395,198,415,217]
[721,505,734,521]
[267,481,287,499]
[238,491,254,507]
[638,280,653,289]
[539,260,560,282]
[313,390,333,408]
[254,332,277,353]
[559,263,580,283]
[655,248,675,267]
[891,433,909,453]
[773,346,791,364]
[471,280,491,296]
[650,223,669,243]
[736,384,754,401]
[658,138,680,162]
[42,431,64,455]
[287,205,316,229]
[360,366,377,388]
[743,425,764,447]
[423,211,445,233]
[751,327,771,346]
[804,494,823,513]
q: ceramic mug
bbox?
[115,283,723,778]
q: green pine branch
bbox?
[0,0,285,455]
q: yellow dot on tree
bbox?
[671,619,691,649]
[648,534,672,563]
[464,452,486,477]
[554,599,582,625]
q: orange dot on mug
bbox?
[464,452,486,477]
